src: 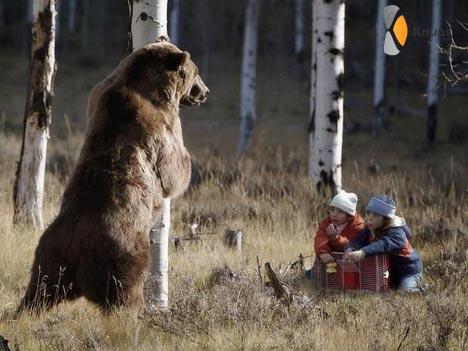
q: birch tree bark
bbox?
[169,0,180,45]
[294,0,305,59]
[372,0,387,137]
[130,0,170,310]
[308,0,317,178]
[237,0,260,155]
[427,0,442,144]
[131,0,168,51]
[310,0,344,194]
[13,0,57,229]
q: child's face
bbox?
[329,207,349,226]
[365,211,385,230]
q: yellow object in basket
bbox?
[326,261,337,274]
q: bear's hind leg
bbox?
[18,262,82,314]
[77,252,147,314]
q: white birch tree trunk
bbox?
[131,0,170,310]
[27,0,33,23]
[372,0,387,137]
[131,0,168,51]
[13,0,56,229]
[294,0,305,59]
[427,0,442,144]
[237,0,260,155]
[311,0,344,194]
[169,0,180,45]
[308,0,317,178]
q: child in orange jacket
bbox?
[314,191,364,263]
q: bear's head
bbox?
[124,37,209,108]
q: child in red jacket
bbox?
[306,191,364,279]
[314,191,364,263]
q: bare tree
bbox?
[294,0,305,60]
[372,0,387,137]
[13,0,57,229]
[130,0,170,311]
[427,0,442,144]
[131,0,168,50]
[308,0,317,178]
[237,0,261,155]
[443,22,468,85]
[310,0,344,194]
[169,0,180,45]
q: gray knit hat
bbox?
[366,194,396,218]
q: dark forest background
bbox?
[1,0,468,153]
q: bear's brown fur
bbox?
[19,38,209,313]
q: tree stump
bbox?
[224,229,242,254]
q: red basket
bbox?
[312,252,390,292]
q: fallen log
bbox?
[265,262,292,304]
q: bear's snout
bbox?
[181,75,209,107]
[190,85,210,102]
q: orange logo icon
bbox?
[384,5,408,55]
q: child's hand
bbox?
[320,253,334,263]
[326,224,338,239]
[343,250,365,263]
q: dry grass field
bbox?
[0,52,467,350]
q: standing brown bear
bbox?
[19,38,209,313]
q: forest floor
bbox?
[0,52,467,350]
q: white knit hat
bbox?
[329,191,358,216]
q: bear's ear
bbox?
[165,51,190,71]
[156,35,170,43]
